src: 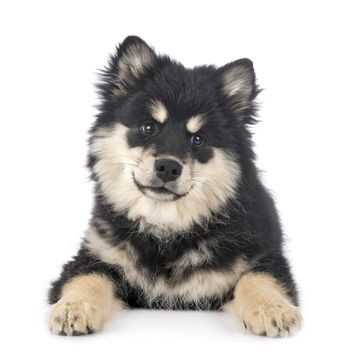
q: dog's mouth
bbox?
[133,176,188,201]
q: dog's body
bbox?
[48,36,302,337]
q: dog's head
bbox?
[89,36,258,233]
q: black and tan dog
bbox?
[48,36,302,337]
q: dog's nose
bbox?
[155,159,182,182]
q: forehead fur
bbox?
[186,115,205,133]
[143,65,221,118]
[149,100,168,123]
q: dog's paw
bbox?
[49,299,103,336]
[243,299,302,337]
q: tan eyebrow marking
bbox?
[186,115,205,133]
[149,100,168,123]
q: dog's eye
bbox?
[190,134,204,146]
[140,121,158,136]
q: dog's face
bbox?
[89,36,258,233]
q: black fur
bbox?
[49,36,298,312]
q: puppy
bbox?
[48,36,302,337]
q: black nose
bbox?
[155,159,182,182]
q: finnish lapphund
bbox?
[48,36,302,337]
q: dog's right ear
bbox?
[100,36,156,97]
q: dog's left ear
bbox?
[219,58,257,121]
[101,36,156,97]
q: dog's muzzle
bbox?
[155,158,182,182]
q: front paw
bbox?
[243,299,302,337]
[49,299,103,336]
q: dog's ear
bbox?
[219,58,258,122]
[100,36,156,97]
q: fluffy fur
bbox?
[48,36,302,337]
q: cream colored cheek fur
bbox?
[90,123,241,233]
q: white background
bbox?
[1,0,346,348]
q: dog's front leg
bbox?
[224,255,302,337]
[48,273,121,335]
